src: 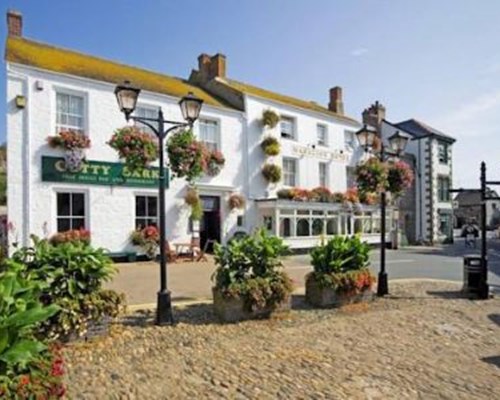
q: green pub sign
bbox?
[41,156,168,188]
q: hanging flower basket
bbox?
[359,191,379,205]
[261,136,280,156]
[130,225,159,259]
[184,186,200,206]
[262,109,280,129]
[47,130,91,172]
[261,163,282,183]
[355,158,388,194]
[108,126,158,172]
[166,129,206,183]
[228,193,245,210]
[206,150,226,176]
[387,161,414,197]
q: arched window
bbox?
[312,219,323,236]
[297,219,310,236]
[326,219,338,235]
[280,218,291,237]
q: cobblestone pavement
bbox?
[64,281,500,399]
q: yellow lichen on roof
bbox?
[225,79,359,125]
[5,37,232,109]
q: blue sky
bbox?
[2,0,500,187]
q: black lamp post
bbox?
[355,124,409,296]
[115,80,203,325]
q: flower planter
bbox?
[64,149,86,172]
[305,278,374,308]
[212,288,291,323]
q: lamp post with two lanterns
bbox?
[114,80,203,325]
[355,124,409,296]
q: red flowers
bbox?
[47,130,91,150]
[143,225,159,241]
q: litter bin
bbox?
[463,255,483,295]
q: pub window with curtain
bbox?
[56,192,86,232]
[56,92,84,133]
[135,195,158,228]
[199,118,220,151]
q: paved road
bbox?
[106,238,500,305]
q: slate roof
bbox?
[393,119,455,143]
[223,78,360,125]
[4,36,235,110]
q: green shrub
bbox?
[7,237,123,340]
[213,229,293,311]
[262,109,280,129]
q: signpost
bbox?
[41,156,168,188]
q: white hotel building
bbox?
[6,11,453,255]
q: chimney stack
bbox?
[362,101,386,129]
[328,86,344,115]
[7,10,22,37]
[197,53,226,81]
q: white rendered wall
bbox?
[6,63,245,253]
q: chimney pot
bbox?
[328,86,344,115]
[7,10,22,37]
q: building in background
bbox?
[454,188,500,230]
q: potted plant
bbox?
[108,126,158,172]
[130,225,159,259]
[228,193,245,210]
[387,160,414,198]
[206,149,226,176]
[212,229,293,322]
[305,236,376,307]
[261,136,280,156]
[47,130,91,172]
[262,109,280,129]
[262,163,282,183]
[166,129,206,183]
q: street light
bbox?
[115,81,203,325]
[355,125,409,296]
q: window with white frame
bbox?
[319,162,329,187]
[199,118,220,151]
[56,192,86,232]
[135,195,158,228]
[438,141,449,164]
[280,116,295,140]
[134,106,158,135]
[437,176,451,202]
[346,166,356,188]
[317,124,328,146]
[283,157,298,186]
[344,130,356,151]
[56,92,84,133]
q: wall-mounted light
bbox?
[15,95,26,109]
[35,80,44,91]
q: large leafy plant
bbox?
[310,235,370,274]
[308,236,374,292]
[213,229,293,311]
[0,264,59,377]
[8,237,121,340]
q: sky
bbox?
[1,0,500,188]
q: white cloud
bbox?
[350,48,368,57]
[429,89,500,188]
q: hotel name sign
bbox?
[41,156,168,188]
[291,145,348,162]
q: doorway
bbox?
[199,196,221,253]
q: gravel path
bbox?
[64,281,500,399]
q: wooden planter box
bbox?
[213,288,291,323]
[305,278,373,308]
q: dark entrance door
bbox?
[199,196,221,253]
